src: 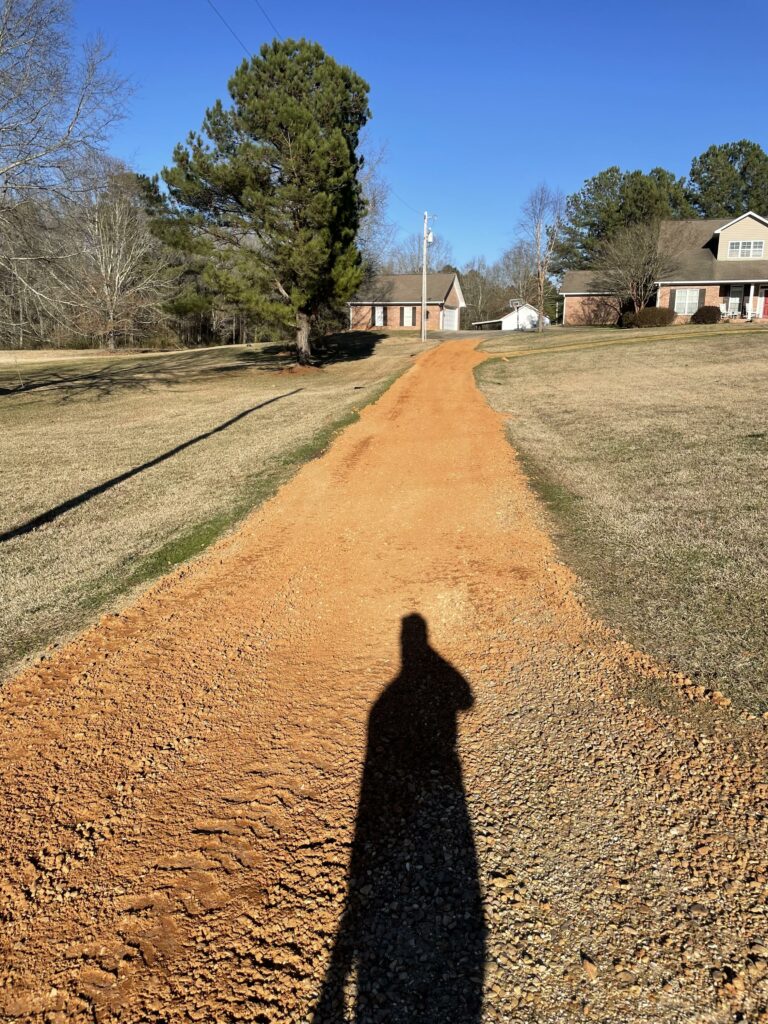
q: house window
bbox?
[727,240,765,258]
[374,305,385,327]
[673,289,701,315]
[402,305,414,327]
[728,284,744,314]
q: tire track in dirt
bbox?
[1,339,767,1022]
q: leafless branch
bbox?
[518,184,564,332]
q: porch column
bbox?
[749,283,755,318]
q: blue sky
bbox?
[74,0,765,266]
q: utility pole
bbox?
[421,211,429,342]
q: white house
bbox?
[471,304,549,331]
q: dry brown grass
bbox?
[476,325,768,710]
[0,335,425,678]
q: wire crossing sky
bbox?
[74,0,767,264]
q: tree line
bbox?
[0,0,381,362]
[4,0,768,353]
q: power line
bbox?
[390,188,421,215]
[204,0,252,57]
[249,0,283,39]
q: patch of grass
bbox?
[515,451,584,520]
[475,327,768,711]
[0,339,417,680]
[477,321,768,360]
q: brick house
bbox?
[560,211,768,325]
[348,272,466,331]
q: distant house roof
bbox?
[561,214,768,294]
[350,272,460,305]
[560,270,616,295]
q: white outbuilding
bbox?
[472,303,549,331]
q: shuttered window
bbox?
[673,288,703,315]
[402,306,414,327]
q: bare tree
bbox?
[356,139,397,274]
[384,231,455,274]
[459,257,507,327]
[591,220,678,313]
[0,0,126,207]
[0,167,171,348]
[498,241,538,306]
[0,199,74,344]
[74,171,171,347]
[519,184,564,333]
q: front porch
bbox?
[719,282,768,320]
[657,282,768,322]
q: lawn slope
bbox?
[0,336,420,678]
[476,325,768,709]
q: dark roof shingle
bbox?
[351,273,456,304]
[560,215,768,292]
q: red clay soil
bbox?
[1,339,768,1023]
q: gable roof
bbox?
[351,272,459,304]
[657,217,768,282]
[713,210,768,233]
[561,214,768,293]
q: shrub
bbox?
[690,305,721,324]
[620,306,675,329]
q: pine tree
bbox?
[687,141,768,217]
[158,39,370,363]
[556,166,693,270]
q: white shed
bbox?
[472,304,549,331]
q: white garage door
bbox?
[443,307,459,331]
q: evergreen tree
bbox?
[556,166,692,269]
[687,140,768,217]
[157,39,370,363]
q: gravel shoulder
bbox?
[1,339,767,1023]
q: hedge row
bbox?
[620,307,676,328]
[690,305,721,324]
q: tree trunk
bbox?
[538,277,545,333]
[296,311,313,365]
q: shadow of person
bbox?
[313,613,485,1023]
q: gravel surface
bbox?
[0,339,767,1023]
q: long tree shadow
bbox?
[0,349,298,402]
[0,388,303,543]
[313,613,485,1023]
[0,334,389,402]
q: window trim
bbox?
[673,288,702,315]
[726,239,765,259]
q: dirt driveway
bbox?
[1,339,767,1023]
